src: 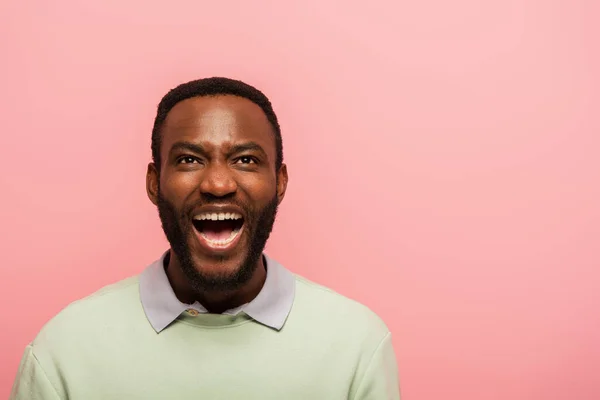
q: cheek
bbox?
[161,173,199,201]
[239,176,277,202]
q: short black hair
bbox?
[151,77,283,172]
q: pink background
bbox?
[1,1,599,399]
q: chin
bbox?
[193,257,242,277]
[181,249,257,292]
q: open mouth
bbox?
[192,212,244,249]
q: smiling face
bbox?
[147,95,287,292]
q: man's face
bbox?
[147,95,287,292]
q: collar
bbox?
[139,252,296,332]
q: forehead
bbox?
[160,95,275,152]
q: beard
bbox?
[156,189,279,293]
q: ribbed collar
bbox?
[139,252,296,332]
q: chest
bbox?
[63,325,359,399]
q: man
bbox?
[11,77,400,399]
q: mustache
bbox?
[182,197,252,218]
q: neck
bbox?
[164,250,267,314]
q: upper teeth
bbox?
[193,212,243,221]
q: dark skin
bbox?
[146,95,288,312]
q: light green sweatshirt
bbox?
[10,272,400,399]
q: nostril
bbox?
[200,177,237,197]
[201,192,237,202]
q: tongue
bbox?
[201,220,235,241]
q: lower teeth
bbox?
[201,228,240,246]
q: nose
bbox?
[199,162,238,198]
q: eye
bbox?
[177,156,200,164]
[236,156,257,165]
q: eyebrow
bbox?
[169,142,209,158]
[227,142,268,160]
[168,141,269,161]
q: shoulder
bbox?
[47,275,139,322]
[32,275,141,351]
[292,273,390,338]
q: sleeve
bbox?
[353,332,401,400]
[9,345,62,400]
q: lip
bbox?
[192,223,245,255]
[192,204,245,219]
[191,204,246,255]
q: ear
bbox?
[276,163,288,205]
[146,163,159,206]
